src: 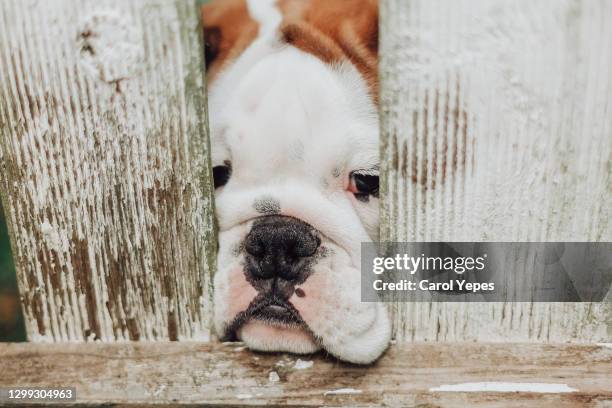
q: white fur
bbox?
[245,0,282,37]
[209,16,390,364]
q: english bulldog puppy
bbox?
[203,0,390,364]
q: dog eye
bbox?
[349,172,379,199]
[213,162,231,188]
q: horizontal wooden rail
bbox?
[1,342,611,406]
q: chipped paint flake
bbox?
[429,382,578,393]
[324,388,363,396]
[77,8,144,83]
[293,359,313,370]
[268,371,280,383]
[596,343,612,349]
[40,220,68,253]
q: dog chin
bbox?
[237,320,320,354]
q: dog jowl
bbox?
[204,0,390,364]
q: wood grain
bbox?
[0,0,216,342]
[379,0,612,342]
[0,342,611,407]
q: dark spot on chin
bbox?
[253,196,281,214]
[332,167,341,178]
[295,288,305,298]
[355,193,370,203]
[318,246,331,258]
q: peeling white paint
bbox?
[429,382,578,393]
[324,388,363,396]
[153,384,166,397]
[596,343,612,349]
[40,220,68,253]
[77,9,144,83]
[275,357,293,367]
[293,359,314,370]
[268,371,280,383]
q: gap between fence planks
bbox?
[1,342,611,407]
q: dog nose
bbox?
[244,215,320,282]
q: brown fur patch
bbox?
[278,0,379,103]
[201,0,259,82]
[280,22,347,64]
[201,0,379,101]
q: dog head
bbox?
[203,0,390,364]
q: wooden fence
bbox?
[0,0,216,342]
[0,0,610,405]
[380,0,611,343]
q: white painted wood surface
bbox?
[380,0,611,342]
[0,0,216,342]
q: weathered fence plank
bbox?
[380,0,612,341]
[0,0,215,342]
[1,342,610,406]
